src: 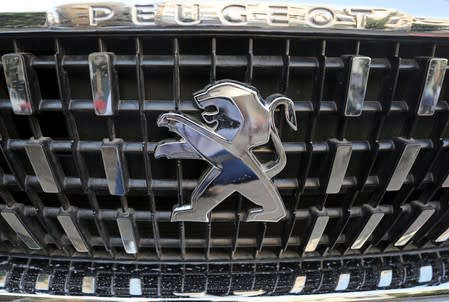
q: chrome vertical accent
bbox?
[88,52,117,116]
[442,173,449,188]
[419,265,433,283]
[335,273,350,291]
[417,58,447,116]
[386,140,421,192]
[394,208,435,247]
[304,214,329,253]
[1,207,41,250]
[129,278,142,296]
[435,226,449,243]
[82,276,96,294]
[344,56,371,116]
[290,276,306,294]
[101,138,128,196]
[2,53,40,115]
[24,137,62,193]
[325,139,352,194]
[351,212,384,250]
[57,208,89,253]
[35,273,50,291]
[233,290,265,297]
[117,209,138,254]
[378,270,393,287]
[0,271,7,287]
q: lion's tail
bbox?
[266,94,297,131]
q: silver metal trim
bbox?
[386,141,421,192]
[442,173,449,188]
[394,208,435,247]
[435,226,449,243]
[325,139,352,194]
[418,58,448,116]
[419,265,433,283]
[0,1,448,35]
[2,53,39,115]
[57,209,89,253]
[0,271,7,288]
[89,52,117,116]
[82,276,96,294]
[289,276,306,294]
[4,284,449,301]
[35,273,50,291]
[335,273,350,291]
[233,290,265,297]
[378,269,393,288]
[24,137,62,193]
[116,209,138,254]
[129,278,142,296]
[351,212,384,250]
[344,56,371,117]
[304,215,329,253]
[1,209,41,250]
[101,138,128,196]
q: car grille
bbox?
[1,32,449,295]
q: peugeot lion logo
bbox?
[155,81,297,222]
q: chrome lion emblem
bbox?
[155,81,297,222]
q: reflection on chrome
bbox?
[394,208,435,247]
[24,137,62,193]
[35,273,50,291]
[344,56,371,117]
[418,58,447,116]
[0,210,41,250]
[155,81,297,223]
[5,283,449,301]
[101,138,129,196]
[81,276,96,294]
[57,210,90,253]
[378,269,393,288]
[2,53,38,115]
[117,210,138,254]
[89,52,117,116]
[351,212,384,250]
[304,215,329,252]
[43,1,449,35]
[290,276,306,294]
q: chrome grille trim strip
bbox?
[2,285,449,301]
[0,1,448,35]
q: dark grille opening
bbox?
[144,68,173,101]
[115,112,142,141]
[216,66,246,83]
[95,195,121,210]
[180,66,210,100]
[67,69,92,99]
[117,70,138,101]
[37,68,60,99]
[38,112,69,139]
[72,112,107,140]
[5,113,33,139]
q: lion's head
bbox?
[193,81,273,148]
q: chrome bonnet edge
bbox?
[0,0,447,36]
[2,284,449,302]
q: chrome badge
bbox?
[155,81,297,222]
